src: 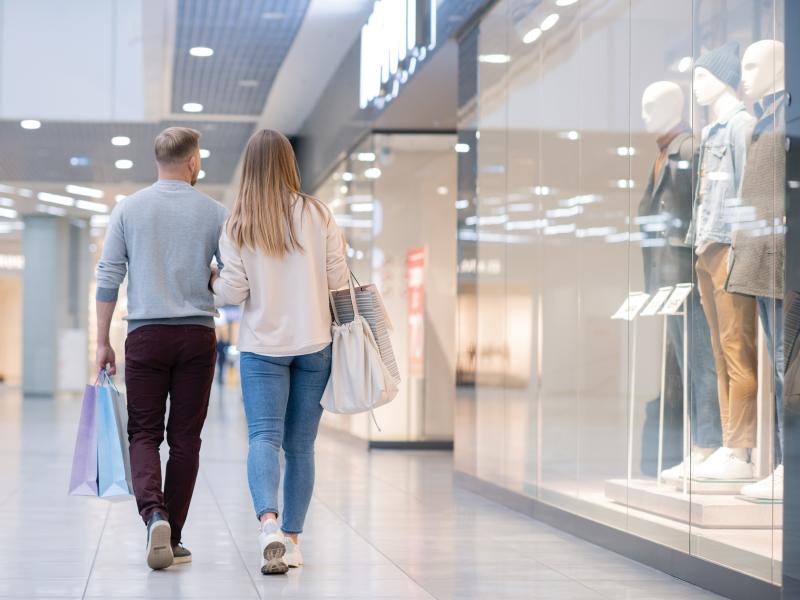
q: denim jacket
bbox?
[686,102,755,248]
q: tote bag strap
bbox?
[329,271,360,325]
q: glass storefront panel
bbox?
[313,133,458,444]
[461,0,785,584]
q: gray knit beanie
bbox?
[695,41,741,89]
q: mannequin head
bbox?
[642,81,684,133]
[693,42,741,107]
[693,67,734,107]
[742,40,785,99]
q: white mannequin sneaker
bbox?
[284,536,303,568]
[259,519,288,575]
[741,465,784,501]
[660,447,717,481]
[692,447,754,480]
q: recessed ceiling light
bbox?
[75,199,108,213]
[38,192,75,206]
[478,54,511,64]
[455,143,470,153]
[351,203,373,213]
[199,148,211,159]
[364,167,382,179]
[541,13,560,31]
[189,46,214,57]
[238,79,259,88]
[342,172,354,182]
[66,184,104,198]
[115,159,133,169]
[339,185,348,194]
[437,186,449,195]
[523,27,542,44]
[69,156,91,167]
[357,152,376,162]
[0,198,14,207]
[37,204,67,216]
[198,170,206,180]
[111,136,131,146]
[20,119,41,130]
[182,102,204,113]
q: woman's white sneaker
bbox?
[741,465,784,500]
[259,519,288,575]
[284,537,303,568]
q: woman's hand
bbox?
[209,266,220,291]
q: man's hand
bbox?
[96,343,117,376]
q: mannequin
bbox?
[638,81,722,480]
[728,40,787,500]
[686,42,758,480]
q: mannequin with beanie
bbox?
[686,42,758,481]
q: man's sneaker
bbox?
[146,512,174,570]
[259,519,288,575]
[172,543,192,565]
[284,537,303,568]
[692,447,754,480]
[741,465,784,501]
[660,447,717,481]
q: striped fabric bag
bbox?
[329,275,400,383]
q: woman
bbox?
[211,129,349,575]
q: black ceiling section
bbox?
[171,0,311,115]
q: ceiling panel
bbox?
[171,0,311,115]
[0,120,255,185]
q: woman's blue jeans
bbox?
[239,346,330,534]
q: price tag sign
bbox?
[612,292,651,321]
[639,286,674,317]
[659,283,693,315]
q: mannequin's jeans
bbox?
[239,346,330,534]
[757,296,785,462]
[667,289,723,448]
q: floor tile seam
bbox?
[80,502,111,600]
[309,492,440,600]
[199,468,262,599]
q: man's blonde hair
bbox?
[154,127,200,165]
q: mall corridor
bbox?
[0,385,723,600]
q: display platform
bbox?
[605,478,782,528]
[661,474,758,495]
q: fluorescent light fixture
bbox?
[789,180,800,189]
[342,172,354,182]
[115,194,127,203]
[677,160,691,169]
[75,199,108,213]
[199,148,211,159]
[357,152,376,162]
[17,188,34,198]
[455,199,469,209]
[540,13,560,31]
[455,143,470,153]
[0,207,18,219]
[111,136,131,146]
[523,27,542,44]
[20,119,41,130]
[678,56,693,73]
[189,46,214,57]
[37,204,67,216]
[616,179,635,189]
[350,203,373,213]
[558,130,580,140]
[364,167,382,179]
[436,186,449,195]
[0,185,14,194]
[478,54,511,64]
[198,170,206,180]
[66,184,104,198]
[556,0,579,6]
[38,192,74,206]
[533,186,551,196]
[0,197,14,207]
[90,215,110,227]
[616,146,636,157]
[70,156,91,167]
[182,102,204,113]
[115,159,133,169]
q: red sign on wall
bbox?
[406,247,425,377]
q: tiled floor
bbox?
[0,384,725,599]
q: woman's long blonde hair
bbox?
[227,128,325,257]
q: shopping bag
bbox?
[329,274,400,382]
[96,375,132,497]
[68,384,98,496]
[322,278,399,424]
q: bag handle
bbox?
[95,369,120,393]
[329,271,360,325]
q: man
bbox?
[95,127,227,570]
